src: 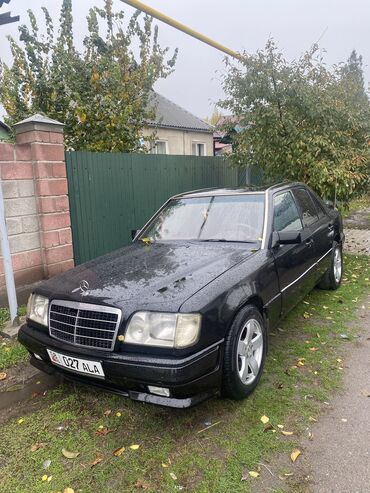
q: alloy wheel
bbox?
[236,318,264,385]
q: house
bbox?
[0,120,11,141]
[143,92,214,156]
[213,115,241,156]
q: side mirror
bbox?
[271,230,302,247]
[324,200,335,210]
[131,229,139,240]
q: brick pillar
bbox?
[14,114,74,278]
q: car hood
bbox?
[38,241,256,313]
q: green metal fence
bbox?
[65,152,257,265]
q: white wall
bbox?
[143,127,214,156]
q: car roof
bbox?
[173,182,307,199]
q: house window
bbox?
[192,142,206,156]
[151,141,168,154]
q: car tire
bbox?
[222,304,267,400]
[317,242,343,290]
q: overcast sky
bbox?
[1,0,369,119]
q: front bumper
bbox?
[18,324,223,408]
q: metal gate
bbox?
[66,152,256,265]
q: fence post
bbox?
[14,114,74,278]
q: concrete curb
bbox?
[0,316,25,339]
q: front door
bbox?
[272,190,316,315]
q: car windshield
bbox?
[140,194,265,243]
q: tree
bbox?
[0,0,177,151]
[219,41,370,204]
[205,108,223,126]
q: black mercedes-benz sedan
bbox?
[19,182,344,408]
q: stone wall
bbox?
[0,115,74,299]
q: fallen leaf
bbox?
[62,448,80,459]
[277,424,284,429]
[17,418,24,424]
[260,415,269,424]
[162,463,169,468]
[47,475,53,482]
[91,453,103,468]
[290,449,301,462]
[309,347,319,352]
[263,423,274,432]
[308,431,314,440]
[113,447,125,457]
[130,444,140,450]
[95,427,114,437]
[41,475,48,482]
[169,472,177,481]
[284,472,294,477]
[0,372,7,381]
[103,409,112,417]
[281,431,294,436]
[303,312,311,319]
[116,412,122,417]
[249,471,260,478]
[31,442,46,452]
[63,488,75,493]
[134,479,150,489]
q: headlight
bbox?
[27,294,49,327]
[125,312,201,348]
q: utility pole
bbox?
[0,181,18,325]
[119,0,241,60]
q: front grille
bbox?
[49,300,122,351]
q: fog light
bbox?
[34,353,42,360]
[148,386,170,397]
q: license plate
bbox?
[47,349,105,378]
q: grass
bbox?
[0,254,369,493]
[0,305,28,371]
[343,193,370,218]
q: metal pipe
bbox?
[119,0,242,60]
[0,180,18,324]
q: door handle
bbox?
[328,223,334,232]
[305,238,314,248]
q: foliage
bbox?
[219,41,370,204]
[0,0,177,152]
[205,107,224,126]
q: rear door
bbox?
[272,190,316,315]
[292,187,333,282]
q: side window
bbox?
[309,191,326,219]
[293,188,319,227]
[273,192,303,232]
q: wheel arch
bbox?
[227,294,269,352]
